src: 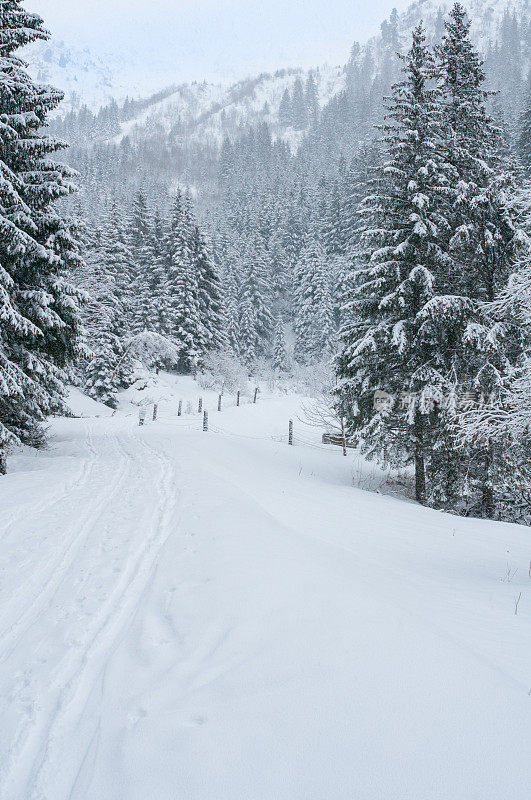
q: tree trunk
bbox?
[340,416,347,457]
[0,449,7,476]
[481,440,495,519]
[414,416,426,505]
[415,445,426,505]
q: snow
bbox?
[111,66,345,151]
[0,372,530,799]
[22,39,145,113]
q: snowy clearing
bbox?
[0,374,529,800]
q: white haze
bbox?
[33,0,414,82]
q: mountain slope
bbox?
[22,39,132,111]
[113,66,345,149]
[41,0,529,162]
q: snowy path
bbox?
[0,382,530,799]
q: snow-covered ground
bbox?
[0,373,529,800]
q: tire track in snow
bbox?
[4,428,179,800]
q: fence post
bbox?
[198,397,203,414]
[139,407,146,427]
[236,390,240,407]
[253,387,259,404]
[203,410,209,432]
[218,394,222,412]
[288,420,293,445]
[152,403,158,422]
[178,400,182,417]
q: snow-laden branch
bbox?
[110,330,182,384]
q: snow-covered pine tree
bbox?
[224,263,241,356]
[213,225,242,355]
[149,210,170,335]
[518,76,531,174]
[83,297,123,408]
[273,314,288,373]
[80,204,135,406]
[291,78,309,131]
[162,193,202,372]
[0,0,82,472]
[294,239,335,363]
[305,73,320,125]
[237,235,273,365]
[278,88,292,129]
[238,293,257,367]
[191,224,226,355]
[103,200,136,337]
[336,23,453,503]
[343,142,382,254]
[428,2,526,516]
[323,179,347,257]
[456,192,531,521]
[127,191,155,333]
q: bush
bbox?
[198,352,250,394]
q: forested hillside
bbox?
[11,0,531,522]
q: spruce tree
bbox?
[127,191,155,333]
[291,78,309,130]
[224,263,241,356]
[517,77,531,174]
[305,73,320,124]
[0,1,81,472]
[430,3,525,515]
[294,240,335,363]
[162,194,201,372]
[278,88,292,128]
[83,299,123,408]
[336,24,452,503]
[191,224,226,354]
[238,235,273,364]
[238,293,257,367]
[104,200,136,336]
[273,315,289,373]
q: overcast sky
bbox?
[33,0,413,81]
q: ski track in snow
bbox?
[0,378,530,800]
[0,419,179,799]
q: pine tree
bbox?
[152,210,173,335]
[75,209,130,406]
[104,201,136,336]
[305,73,319,124]
[0,1,82,472]
[224,263,241,356]
[238,293,257,367]
[323,179,347,257]
[517,76,531,174]
[162,194,201,372]
[456,236,531,521]
[83,299,123,408]
[238,235,273,365]
[294,240,335,363]
[127,191,155,333]
[273,315,289,373]
[430,2,525,515]
[336,24,453,503]
[191,224,226,354]
[291,78,308,130]
[279,88,292,128]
